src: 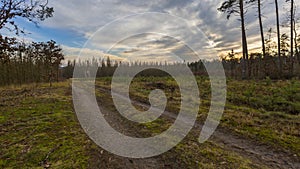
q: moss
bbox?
[174,140,263,169]
[0,82,91,168]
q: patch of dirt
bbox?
[73,87,181,169]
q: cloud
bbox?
[14,0,299,61]
[61,45,125,63]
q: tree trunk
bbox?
[56,65,59,82]
[290,0,294,76]
[275,0,282,77]
[240,0,249,79]
[49,69,52,87]
[258,0,266,58]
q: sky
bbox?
[2,0,300,62]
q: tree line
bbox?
[61,54,300,80]
[63,57,187,78]
[0,0,65,86]
[0,37,64,86]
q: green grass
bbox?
[95,76,300,155]
[227,79,300,114]
[0,82,93,168]
[173,140,260,169]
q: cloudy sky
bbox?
[3,0,300,62]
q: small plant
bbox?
[265,76,272,86]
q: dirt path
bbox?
[73,85,173,169]
[87,104,168,169]
[93,86,300,169]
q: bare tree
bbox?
[287,0,295,75]
[257,0,266,59]
[275,0,282,76]
[218,0,250,79]
[248,0,266,59]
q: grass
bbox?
[0,81,93,168]
[1,77,299,168]
[95,76,300,156]
[173,140,260,169]
[227,79,300,114]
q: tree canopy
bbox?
[0,0,54,35]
